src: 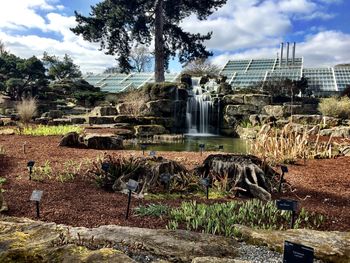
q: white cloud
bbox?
[0,0,347,73]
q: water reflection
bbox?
[124,135,248,153]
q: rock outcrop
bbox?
[59,132,123,150]
[0,216,239,262]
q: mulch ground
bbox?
[0,134,349,231]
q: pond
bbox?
[124,135,248,153]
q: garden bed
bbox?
[0,134,349,231]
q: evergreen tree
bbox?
[71,0,226,82]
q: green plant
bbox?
[318,96,350,119]
[168,200,325,237]
[20,125,83,136]
[0,177,6,193]
[88,154,142,191]
[134,203,170,217]
[31,161,52,182]
[16,97,37,124]
[239,119,253,128]
[56,160,82,183]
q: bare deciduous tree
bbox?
[130,45,152,72]
[182,58,221,77]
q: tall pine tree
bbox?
[71,0,226,82]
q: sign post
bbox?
[200,178,210,199]
[276,199,298,229]
[125,179,139,220]
[278,165,288,193]
[140,144,147,156]
[160,173,172,193]
[199,144,205,156]
[218,145,224,151]
[283,241,314,263]
[30,190,43,218]
[27,161,35,180]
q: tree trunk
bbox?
[154,0,165,82]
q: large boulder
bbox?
[116,102,136,115]
[114,115,174,129]
[328,126,350,137]
[142,83,188,101]
[83,134,123,150]
[88,116,116,125]
[141,100,186,118]
[134,125,167,137]
[244,94,271,107]
[59,132,80,147]
[41,110,64,119]
[225,104,260,116]
[223,95,245,105]
[48,118,72,126]
[263,105,284,117]
[70,116,87,124]
[90,106,118,116]
[0,217,239,263]
[290,114,323,125]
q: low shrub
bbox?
[88,154,143,191]
[134,203,170,217]
[16,97,37,124]
[31,161,52,182]
[318,96,350,119]
[167,200,324,235]
[20,125,83,136]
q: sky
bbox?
[0,0,350,73]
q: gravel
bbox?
[237,242,282,263]
[237,241,324,263]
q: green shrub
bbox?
[134,203,170,217]
[31,161,52,182]
[88,154,143,191]
[21,125,83,136]
[168,200,325,235]
[318,97,350,119]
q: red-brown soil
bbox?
[0,135,349,231]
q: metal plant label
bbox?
[276,199,298,212]
[283,241,314,263]
[30,190,43,202]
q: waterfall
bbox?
[186,78,213,134]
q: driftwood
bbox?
[196,154,278,201]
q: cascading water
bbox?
[186,78,213,135]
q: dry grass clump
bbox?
[250,123,334,165]
[16,97,37,124]
[118,90,145,115]
[318,96,350,119]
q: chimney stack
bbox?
[292,42,296,65]
[286,42,290,66]
[280,42,284,67]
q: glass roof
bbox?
[83,59,350,93]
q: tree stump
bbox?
[196,154,278,201]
